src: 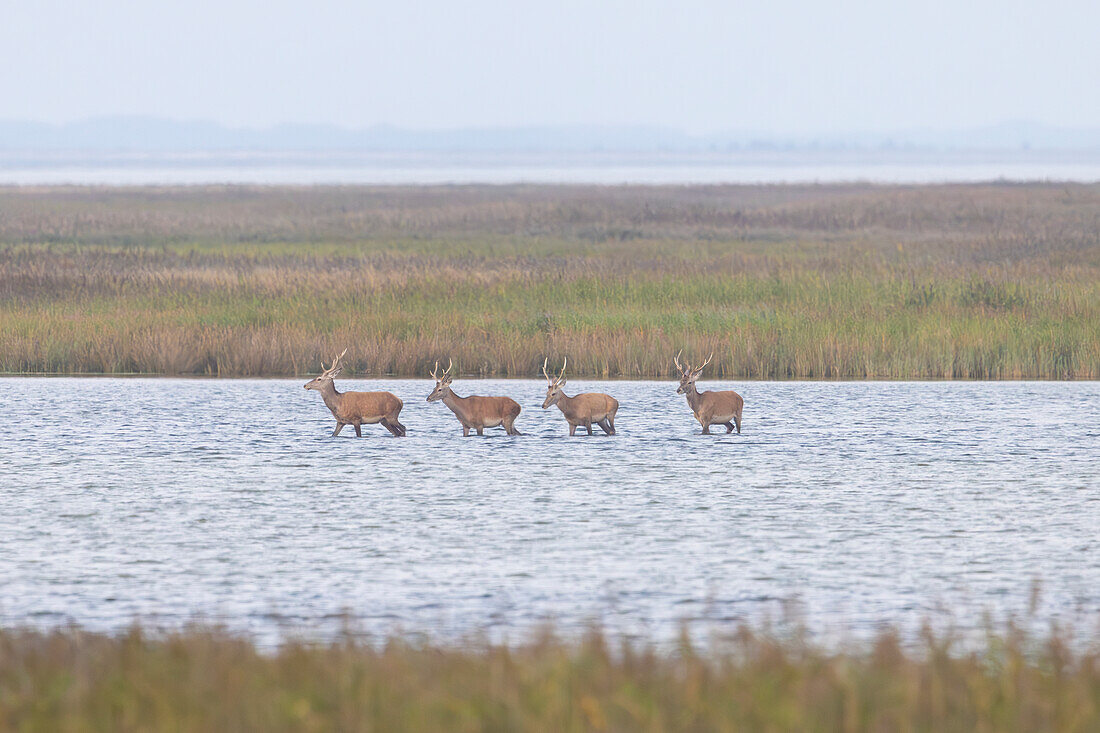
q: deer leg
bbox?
[598,418,613,435]
[585,422,593,435]
[734,414,741,434]
[569,424,577,436]
[393,420,407,437]
[381,419,401,437]
[332,423,344,437]
[462,425,471,437]
[699,416,711,435]
[725,422,735,434]
[606,415,616,435]
[353,423,362,438]
[504,416,521,436]
[476,426,484,436]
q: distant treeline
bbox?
[1,183,1097,379]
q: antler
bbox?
[432,358,454,380]
[543,357,567,385]
[321,347,349,378]
[674,349,691,376]
[694,352,714,374]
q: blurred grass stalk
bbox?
[1,183,1097,379]
[2,623,1099,731]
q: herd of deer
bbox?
[304,349,744,437]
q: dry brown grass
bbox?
[1,183,1097,378]
[1,623,1099,732]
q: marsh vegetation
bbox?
[2,623,1098,732]
[1,183,1097,378]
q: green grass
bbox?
[2,623,1098,731]
[1,183,1097,378]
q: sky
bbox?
[2,0,1098,134]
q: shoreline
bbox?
[1,372,1096,382]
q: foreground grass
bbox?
[1,183,1098,378]
[2,624,1099,731]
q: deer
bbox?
[304,348,406,437]
[541,357,619,436]
[426,359,522,436]
[674,351,743,434]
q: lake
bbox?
[2,378,1098,645]
[3,150,1100,185]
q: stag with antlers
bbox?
[304,348,406,437]
[674,351,744,434]
[541,357,619,436]
[426,359,522,436]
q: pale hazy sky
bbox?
[3,0,1098,133]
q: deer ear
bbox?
[558,378,566,388]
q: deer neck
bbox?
[553,391,575,415]
[684,383,704,412]
[440,388,471,420]
[319,380,343,416]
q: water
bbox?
[3,150,1099,185]
[2,378,1098,645]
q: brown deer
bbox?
[541,357,619,436]
[674,351,743,434]
[426,359,522,436]
[304,348,406,437]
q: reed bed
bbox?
[2,623,1098,731]
[1,183,1097,378]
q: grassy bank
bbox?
[1,183,1097,378]
[2,624,1098,731]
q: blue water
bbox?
[2,150,1099,185]
[1,378,1098,644]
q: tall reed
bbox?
[2,623,1098,731]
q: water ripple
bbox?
[1,378,1098,644]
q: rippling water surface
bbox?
[2,378,1098,643]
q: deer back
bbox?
[697,388,744,417]
[336,391,403,422]
[461,394,521,422]
[560,392,617,421]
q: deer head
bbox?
[674,350,712,394]
[541,357,568,408]
[426,359,454,401]
[304,348,348,390]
